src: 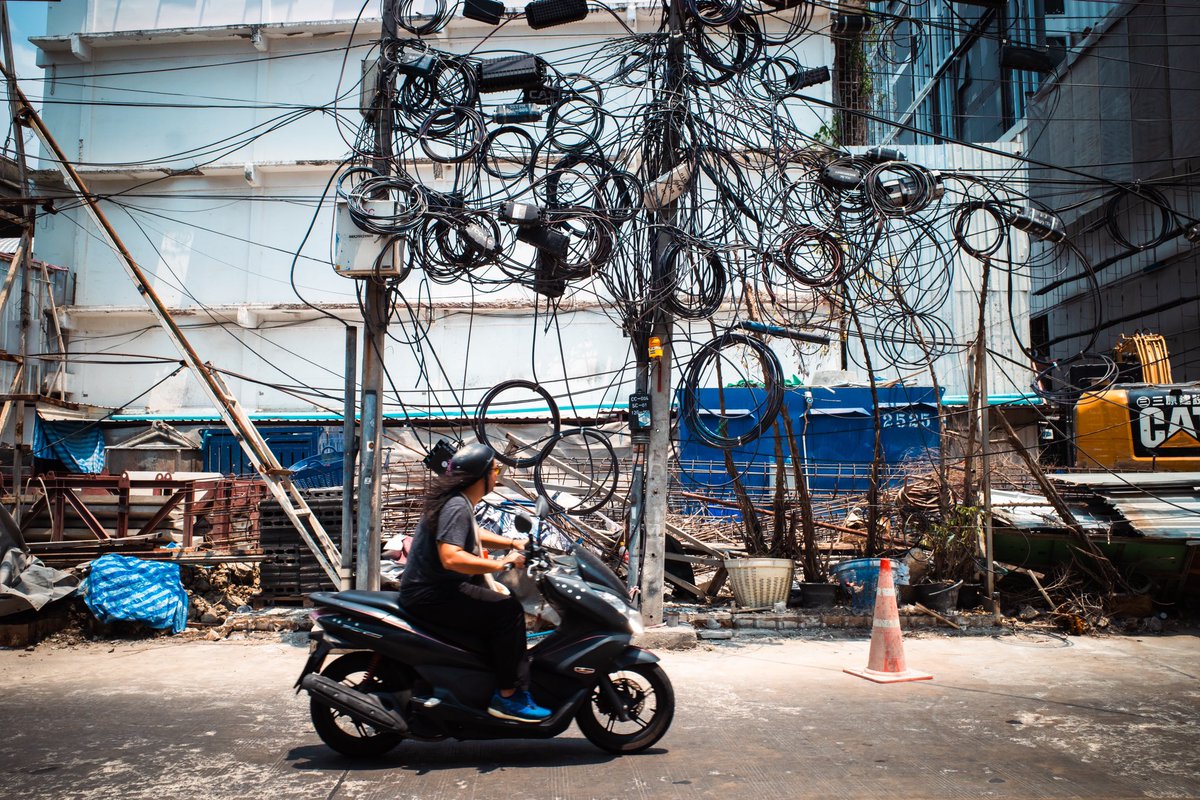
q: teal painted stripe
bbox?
[941,393,1043,407]
[110,402,624,423]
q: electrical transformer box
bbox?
[333,200,406,279]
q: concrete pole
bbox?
[355,287,387,591]
[638,0,687,626]
[355,2,397,590]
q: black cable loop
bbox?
[776,224,845,288]
[417,105,486,164]
[685,0,745,28]
[660,239,728,319]
[951,200,1009,261]
[680,331,785,450]
[1104,185,1175,251]
[474,380,562,468]
[479,125,539,180]
[533,427,620,515]
[393,0,456,35]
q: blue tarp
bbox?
[33,417,105,474]
[83,554,188,633]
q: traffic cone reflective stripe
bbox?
[844,559,932,684]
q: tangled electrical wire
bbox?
[329,0,1174,474]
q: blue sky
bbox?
[6,3,49,114]
[9,3,47,87]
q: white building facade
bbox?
[27,1,1025,439]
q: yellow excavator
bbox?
[1073,332,1200,470]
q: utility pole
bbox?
[355,2,397,591]
[973,260,997,618]
[1,5,33,518]
[638,0,687,626]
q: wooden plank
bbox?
[700,567,728,596]
[0,243,23,319]
[663,570,708,602]
[665,552,723,567]
[913,602,963,630]
[0,363,23,439]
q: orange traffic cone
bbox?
[844,559,932,684]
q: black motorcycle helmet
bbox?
[446,442,496,481]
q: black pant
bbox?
[404,582,527,690]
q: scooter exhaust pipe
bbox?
[300,673,409,735]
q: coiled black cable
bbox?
[1104,185,1174,251]
[680,331,785,449]
[474,380,562,468]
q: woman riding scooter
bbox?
[399,442,553,723]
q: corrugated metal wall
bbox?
[1026,0,1200,380]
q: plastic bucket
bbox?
[723,558,795,607]
[830,558,910,613]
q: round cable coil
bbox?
[474,380,562,468]
[680,332,786,449]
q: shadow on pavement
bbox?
[288,739,658,774]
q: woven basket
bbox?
[724,558,795,607]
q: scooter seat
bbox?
[334,590,405,617]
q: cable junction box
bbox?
[334,200,407,279]
[492,103,542,124]
[501,200,544,225]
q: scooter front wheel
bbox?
[310,652,404,758]
[575,663,674,754]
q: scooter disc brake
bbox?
[602,676,647,719]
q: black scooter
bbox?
[296,499,674,757]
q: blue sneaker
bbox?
[488,690,552,723]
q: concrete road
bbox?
[1,629,1198,800]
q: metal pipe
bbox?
[0,5,32,518]
[340,325,357,590]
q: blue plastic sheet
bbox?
[83,554,188,633]
[33,417,106,474]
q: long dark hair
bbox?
[420,471,482,526]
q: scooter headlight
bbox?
[625,606,645,636]
[596,588,644,635]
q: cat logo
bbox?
[1129,389,1200,458]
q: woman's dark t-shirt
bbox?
[400,495,485,605]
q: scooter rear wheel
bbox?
[310,652,404,757]
[575,663,674,754]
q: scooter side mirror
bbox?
[513,514,533,534]
[535,496,551,518]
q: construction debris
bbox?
[182,562,262,625]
